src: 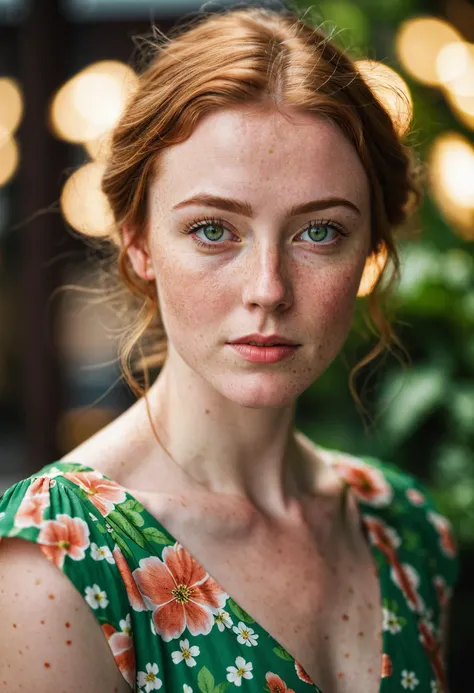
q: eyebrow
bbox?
[172,193,361,218]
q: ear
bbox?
[122,223,156,281]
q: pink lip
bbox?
[230,333,299,346]
[228,343,299,364]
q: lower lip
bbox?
[228,343,300,363]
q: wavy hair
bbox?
[73,5,423,432]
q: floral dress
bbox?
[0,445,459,693]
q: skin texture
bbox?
[124,104,372,517]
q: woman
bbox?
[0,7,459,693]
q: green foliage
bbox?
[292,0,474,548]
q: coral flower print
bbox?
[37,513,90,569]
[233,621,259,646]
[226,656,253,686]
[381,654,393,678]
[85,583,109,609]
[406,488,425,506]
[401,670,420,690]
[215,609,233,631]
[137,663,163,691]
[332,455,393,506]
[14,476,52,528]
[265,672,295,692]
[427,511,457,558]
[294,660,314,684]
[63,470,127,516]
[90,542,115,563]
[171,638,200,667]
[133,543,227,641]
[102,622,135,687]
[112,545,147,612]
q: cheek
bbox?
[154,257,231,341]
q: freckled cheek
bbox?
[155,259,232,341]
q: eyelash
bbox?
[180,216,351,250]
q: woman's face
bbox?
[126,106,372,408]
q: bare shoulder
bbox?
[59,396,155,483]
[0,537,131,693]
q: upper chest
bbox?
[132,485,385,693]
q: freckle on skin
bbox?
[342,614,349,621]
[48,593,55,599]
[65,622,71,628]
[344,652,350,658]
[66,640,72,646]
[358,631,364,637]
[44,662,51,668]
[368,668,373,673]
[40,620,45,625]
[12,623,17,628]
[337,672,344,678]
[35,578,41,585]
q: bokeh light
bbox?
[50,60,137,143]
[0,78,23,134]
[395,16,462,86]
[357,244,389,297]
[428,132,474,240]
[356,59,413,136]
[60,161,115,236]
[0,131,20,187]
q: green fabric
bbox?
[0,448,459,693]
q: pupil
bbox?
[204,224,223,240]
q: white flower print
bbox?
[226,656,253,686]
[401,670,420,690]
[382,607,402,634]
[84,584,109,609]
[150,618,156,635]
[137,663,163,691]
[120,613,132,636]
[90,542,115,564]
[233,621,259,646]
[215,609,233,632]
[171,638,200,667]
[183,686,193,693]
[88,512,98,522]
[430,680,442,693]
[0,511,6,521]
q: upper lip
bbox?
[229,333,300,346]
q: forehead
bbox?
[154,107,370,212]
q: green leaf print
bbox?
[272,645,294,661]
[227,598,255,624]
[95,522,108,534]
[107,510,146,548]
[111,530,132,557]
[213,683,230,693]
[143,526,174,546]
[402,528,420,551]
[118,499,145,527]
[198,666,215,693]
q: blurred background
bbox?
[0,0,472,688]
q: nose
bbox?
[241,243,293,312]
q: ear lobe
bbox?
[122,223,156,281]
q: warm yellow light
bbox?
[395,17,461,86]
[436,42,474,96]
[357,245,389,297]
[428,133,474,240]
[0,130,19,186]
[84,129,113,162]
[50,60,137,143]
[60,161,115,236]
[356,60,412,136]
[0,78,23,134]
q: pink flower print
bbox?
[37,513,90,569]
[427,511,457,559]
[14,476,53,528]
[112,545,146,612]
[63,470,127,517]
[294,660,314,684]
[333,456,393,506]
[406,488,426,506]
[102,622,135,687]
[133,542,227,642]
[265,672,296,692]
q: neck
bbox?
[142,354,317,519]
